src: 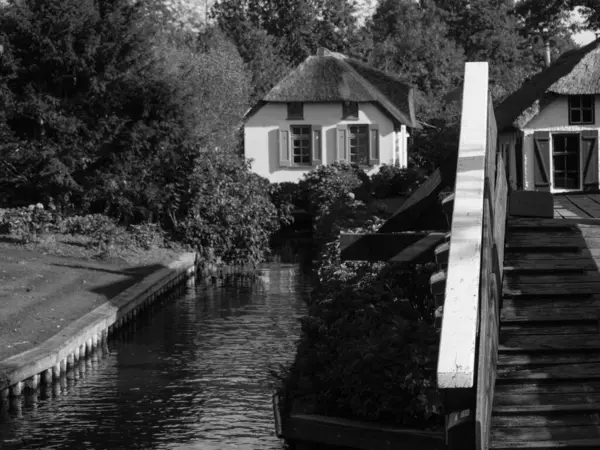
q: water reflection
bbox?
[0,263,309,450]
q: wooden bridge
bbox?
[435,63,600,449]
[278,62,600,449]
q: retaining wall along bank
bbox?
[0,252,199,406]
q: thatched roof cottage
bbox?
[243,48,420,183]
[496,38,600,192]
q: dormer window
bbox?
[569,95,595,125]
[342,101,359,120]
[287,102,304,120]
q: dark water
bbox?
[0,263,310,450]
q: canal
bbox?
[0,263,310,450]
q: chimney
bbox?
[544,40,552,67]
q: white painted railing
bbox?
[437,62,491,389]
[436,61,508,450]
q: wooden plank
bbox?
[502,296,600,309]
[494,153,508,279]
[283,414,445,450]
[492,413,600,428]
[429,270,447,295]
[504,273,600,284]
[339,232,429,261]
[500,323,599,335]
[503,259,597,271]
[494,392,600,407]
[555,195,590,219]
[504,251,597,261]
[508,218,600,227]
[506,236,600,247]
[438,62,490,390]
[498,353,600,367]
[564,195,599,218]
[494,403,600,414]
[508,227,600,238]
[503,283,596,296]
[390,232,446,264]
[476,184,500,450]
[499,335,600,352]
[501,305,600,322]
[491,425,600,442]
[490,437,600,448]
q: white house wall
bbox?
[244,102,395,183]
[521,95,600,191]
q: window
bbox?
[342,101,359,120]
[569,95,595,124]
[348,125,369,165]
[291,125,311,165]
[287,102,304,120]
[552,133,580,190]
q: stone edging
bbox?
[0,252,198,398]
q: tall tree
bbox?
[368,0,465,99]
[211,0,360,66]
[515,0,597,67]
[433,0,535,100]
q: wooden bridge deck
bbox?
[554,193,600,219]
[491,216,600,449]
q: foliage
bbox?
[0,0,251,231]
[280,214,442,427]
[0,204,59,243]
[181,149,280,267]
[299,162,371,215]
[211,0,360,67]
[268,183,297,228]
[370,165,426,198]
[127,222,166,250]
[368,0,465,98]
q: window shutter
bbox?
[582,130,599,191]
[279,127,290,167]
[336,125,347,162]
[312,125,322,167]
[368,124,380,165]
[533,131,551,191]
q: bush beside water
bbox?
[270,163,444,432]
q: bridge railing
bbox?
[436,62,508,449]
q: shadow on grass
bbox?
[51,262,168,301]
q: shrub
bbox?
[268,183,295,228]
[370,165,425,198]
[299,162,370,216]
[274,172,443,430]
[0,205,60,243]
[181,149,280,267]
[127,222,165,250]
[60,214,116,236]
[282,221,442,428]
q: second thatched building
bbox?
[496,38,600,193]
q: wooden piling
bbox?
[67,353,75,370]
[52,363,61,380]
[10,381,22,397]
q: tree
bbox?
[212,0,360,66]
[433,0,536,100]
[367,0,465,99]
[515,0,597,67]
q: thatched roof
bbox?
[246,48,419,128]
[495,38,600,131]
